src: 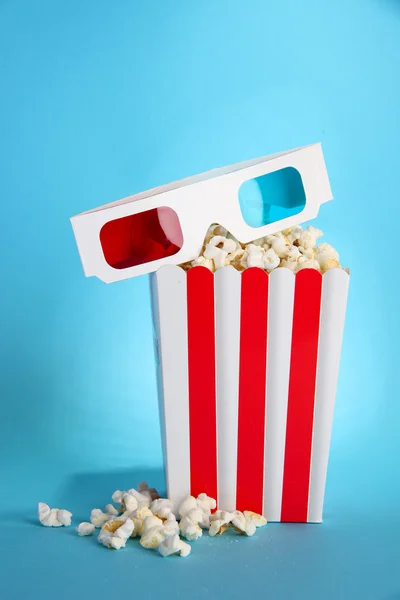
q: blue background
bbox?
[1,1,399,598]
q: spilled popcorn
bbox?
[38,502,72,527]
[180,223,346,274]
[38,484,267,558]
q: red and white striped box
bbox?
[151,264,349,522]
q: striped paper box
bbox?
[150,264,349,523]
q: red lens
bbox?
[100,207,183,270]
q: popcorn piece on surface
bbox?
[150,498,173,520]
[179,507,204,541]
[138,481,160,502]
[163,513,180,537]
[196,493,217,512]
[209,510,234,536]
[131,488,151,506]
[38,503,72,527]
[209,519,230,536]
[231,511,257,537]
[111,490,123,504]
[57,510,73,527]
[179,517,203,541]
[158,534,191,558]
[134,506,154,520]
[143,515,164,533]
[195,492,216,529]
[178,495,198,518]
[105,504,119,516]
[77,522,95,536]
[90,508,113,528]
[243,511,267,528]
[121,492,139,512]
[128,506,154,537]
[140,525,165,549]
[98,518,134,550]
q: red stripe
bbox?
[187,266,218,502]
[236,268,269,513]
[281,269,322,522]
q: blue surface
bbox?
[1,0,399,598]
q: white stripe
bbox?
[215,267,241,511]
[263,268,295,522]
[308,269,350,523]
[152,265,190,514]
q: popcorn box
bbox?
[71,144,349,522]
[151,264,349,522]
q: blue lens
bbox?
[239,167,306,229]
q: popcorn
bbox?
[315,243,340,272]
[178,495,198,518]
[204,242,223,260]
[297,225,323,250]
[139,512,180,550]
[193,256,215,272]
[127,488,150,507]
[263,248,280,272]
[285,245,301,261]
[243,511,267,528]
[138,481,160,502]
[140,522,166,549]
[128,506,154,537]
[150,498,173,520]
[98,518,134,550]
[112,487,150,513]
[283,225,303,244]
[280,258,298,272]
[90,508,115,528]
[105,504,119,516]
[77,522,95,536]
[163,513,180,537]
[230,511,256,537]
[181,223,344,275]
[196,493,217,512]
[209,511,235,536]
[214,249,228,270]
[179,517,202,541]
[111,490,124,504]
[50,481,270,560]
[246,246,264,268]
[158,534,191,558]
[266,233,290,258]
[179,507,204,541]
[38,503,72,527]
[143,515,164,532]
[230,510,267,536]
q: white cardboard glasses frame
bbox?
[71,143,332,283]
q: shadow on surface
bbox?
[52,466,166,519]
